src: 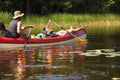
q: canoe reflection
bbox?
[28,45,86,80]
[0,49,26,80]
[36,45,86,64]
[0,44,86,80]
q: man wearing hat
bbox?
[8,10,33,38]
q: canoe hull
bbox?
[0,28,86,49]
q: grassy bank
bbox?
[1,12,120,34]
[24,13,120,28]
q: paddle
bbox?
[24,27,32,49]
[51,20,86,44]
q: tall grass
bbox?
[0,11,12,25]
[1,12,120,34]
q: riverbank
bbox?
[1,12,120,28]
[81,21,120,27]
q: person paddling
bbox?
[8,10,33,38]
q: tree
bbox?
[0,0,119,14]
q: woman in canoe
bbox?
[8,10,33,38]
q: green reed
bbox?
[0,11,12,25]
[1,12,120,34]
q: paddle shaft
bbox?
[24,28,32,49]
[51,20,65,30]
[51,20,86,43]
[52,20,79,36]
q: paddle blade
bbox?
[76,37,86,44]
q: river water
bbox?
[0,26,120,80]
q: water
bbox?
[0,26,120,80]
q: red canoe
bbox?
[0,27,86,49]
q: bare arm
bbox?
[17,21,23,34]
[46,19,51,29]
[17,21,33,35]
[23,25,33,30]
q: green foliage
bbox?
[0,0,13,11]
[102,0,116,12]
[0,0,120,14]
[0,11,11,24]
[1,11,120,34]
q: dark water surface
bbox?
[0,26,120,80]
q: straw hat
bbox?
[13,10,24,19]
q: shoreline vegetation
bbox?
[0,12,120,33]
[1,12,120,27]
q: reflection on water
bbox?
[86,26,120,50]
[23,45,86,80]
[15,49,26,80]
[0,26,120,80]
[0,44,86,80]
[0,44,120,80]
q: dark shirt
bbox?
[8,19,20,38]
